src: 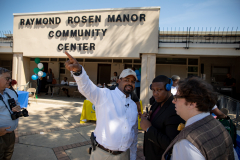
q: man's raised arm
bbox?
[64,51,82,73]
[64,52,106,105]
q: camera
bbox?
[8,98,29,120]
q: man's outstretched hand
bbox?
[64,51,82,72]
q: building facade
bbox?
[0,7,239,108]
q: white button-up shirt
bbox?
[61,80,68,85]
[73,67,138,160]
[171,86,178,96]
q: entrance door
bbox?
[98,64,111,85]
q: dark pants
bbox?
[37,79,42,94]
[46,81,53,94]
[0,131,15,160]
[62,88,69,96]
[136,87,140,99]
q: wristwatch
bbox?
[72,70,82,76]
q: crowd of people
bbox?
[0,51,238,160]
[63,52,238,160]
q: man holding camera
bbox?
[0,67,21,160]
[64,52,138,160]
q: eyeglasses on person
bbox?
[173,95,185,101]
[5,77,12,81]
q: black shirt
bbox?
[224,78,236,86]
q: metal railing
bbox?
[217,94,240,127]
[0,31,13,44]
[16,82,30,92]
[159,27,240,49]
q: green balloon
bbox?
[34,68,40,74]
[35,58,40,64]
[139,68,141,73]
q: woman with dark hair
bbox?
[9,79,18,96]
[45,68,55,95]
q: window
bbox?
[50,58,57,61]
[59,58,66,61]
[60,63,65,67]
[156,58,186,65]
[125,64,132,69]
[188,66,198,72]
[76,58,84,62]
[85,59,112,62]
[188,59,198,65]
[40,58,49,61]
[60,63,66,74]
[212,66,230,82]
[113,59,122,63]
[0,60,12,71]
[187,58,199,77]
[123,59,132,63]
[133,59,141,63]
[60,69,65,74]
[133,65,141,70]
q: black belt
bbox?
[0,131,14,137]
[96,143,124,155]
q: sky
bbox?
[0,0,240,34]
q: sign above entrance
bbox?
[13,8,160,57]
[19,14,146,26]
[19,14,146,52]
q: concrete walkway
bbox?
[12,95,145,160]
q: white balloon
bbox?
[38,63,43,69]
[38,71,43,77]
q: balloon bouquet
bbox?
[31,58,46,98]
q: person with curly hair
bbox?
[162,77,234,160]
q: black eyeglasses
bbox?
[5,77,12,81]
[173,95,185,101]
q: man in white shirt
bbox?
[61,77,70,97]
[162,77,234,160]
[110,72,118,85]
[64,52,138,160]
[170,75,180,96]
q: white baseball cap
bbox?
[119,69,138,80]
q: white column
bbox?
[140,54,156,110]
[12,54,18,81]
[17,53,23,87]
